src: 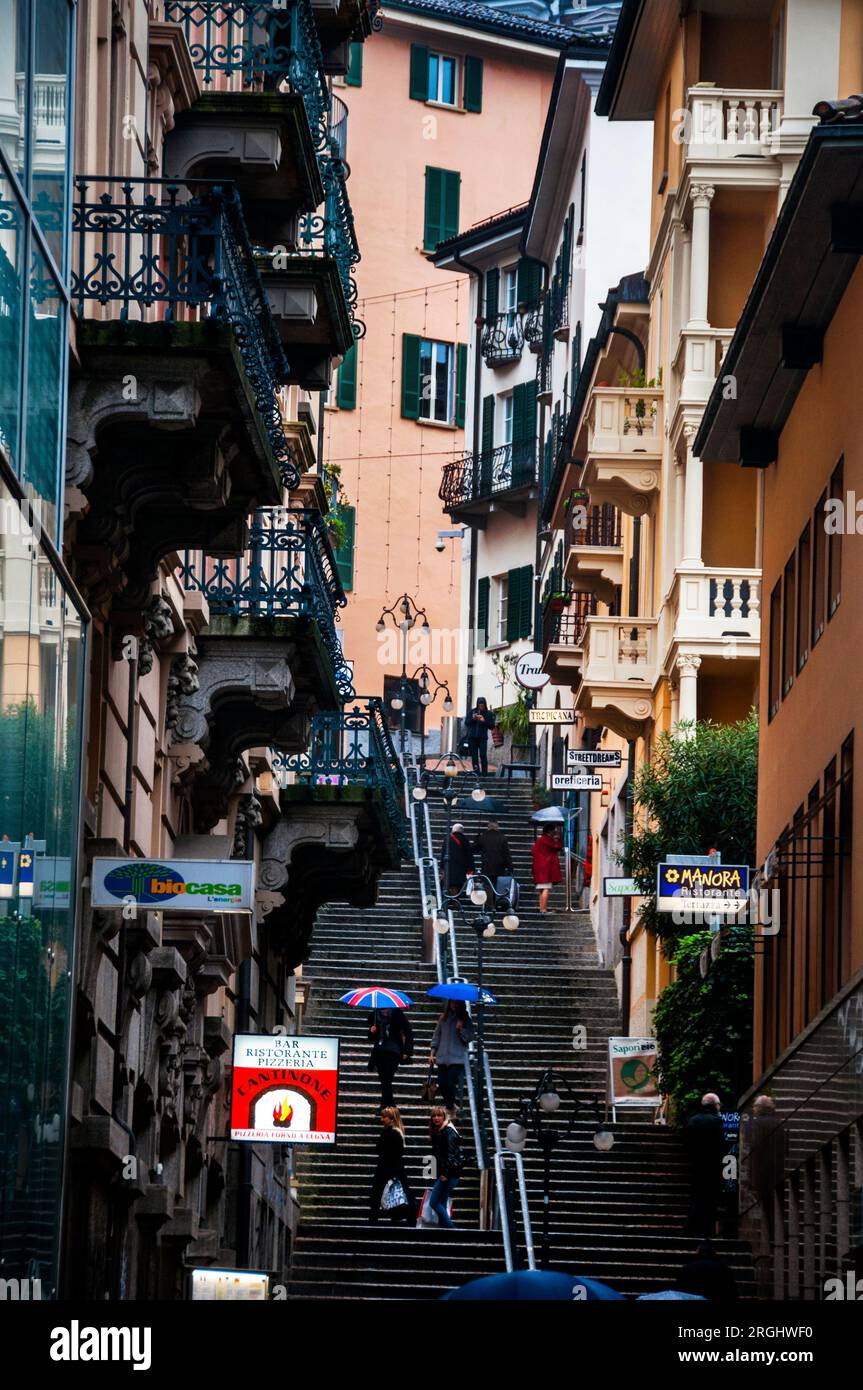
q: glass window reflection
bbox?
[24,245,61,530]
[30,0,69,269]
[0,175,24,472]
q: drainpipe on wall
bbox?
[619,739,637,1034]
[452,251,484,717]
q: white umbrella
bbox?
[530,806,566,823]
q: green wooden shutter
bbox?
[506,567,522,643]
[512,382,526,447]
[481,395,495,454]
[333,505,355,591]
[477,576,490,648]
[455,343,467,427]
[337,339,357,409]
[484,267,499,320]
[401,333,422,419]
[572,321,582,381]
[517,257,542,307]
[410,44,429,100]
[463,55,483,112]
[424,167,442,250]
[518,564,533,639]
[346,42,363,86]
[442,169,460,242]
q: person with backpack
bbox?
[369,1107,417,1224]
[428,1106,464,1228]
[367,1007,413,1110]
[428,999,474,1117]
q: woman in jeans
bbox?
[428,1106,464,1229]
[428,1000,474,1118]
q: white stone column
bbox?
[678,225,692,331]
[676,654,701,735]
[673,458,685,570]
[688,184,714,327]
[681,424,704,567]
[670,676,680,730]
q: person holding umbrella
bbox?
[428,1000,474,1118]
[368,1007,413,1110]
[531,823,563,914]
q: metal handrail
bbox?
[484,1050,536,1271]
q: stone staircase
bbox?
[288,772,755,1299]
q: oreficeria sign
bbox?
[91,858,255,913]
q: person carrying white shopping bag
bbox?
[418,1107,465,1229]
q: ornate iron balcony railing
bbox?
[71,175,299,488]
[164,0,330,147]
[439,440,536,510]
[178,507,354,697]
[296,154,362,334]
[271,697,409,855]
[523,297,544,350]
[480,309,524,366]
[329,92,348,165]
[542,591,596,654]
[567,502,622,550]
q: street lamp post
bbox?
[413,663,453,768]
[504,1071,614,1268]
[375,593,430,760]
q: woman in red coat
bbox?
[531,825,563,914]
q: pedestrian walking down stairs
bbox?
[288,773,755,1299]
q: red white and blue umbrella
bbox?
[339,986,413,1009]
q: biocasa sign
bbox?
[91,858,255,913]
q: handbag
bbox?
[417,1188,453,1227]
[421,1066,438,1104]
[495,875,520,910]
[381,1179,408,1214]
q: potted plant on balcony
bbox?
[619,366,661,436]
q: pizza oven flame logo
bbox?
[272,1097,293,1127]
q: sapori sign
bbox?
[514,651,550,690]
[230,1034,340,1145]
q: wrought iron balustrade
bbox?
[71,175,299,487]
[549,268,569,333]
[329,93,348,164]
[164,0,330,146]
[480,309,524,366]
[567,502,622,551]
[179,507,354,696]
[271,697,409,853]
[542,591,596,654]
[439,440,536,509]
[295,154,362,333]
[523,297,544,350]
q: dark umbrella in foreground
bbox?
[442,1270,624,1301]
[427,982,498,1005]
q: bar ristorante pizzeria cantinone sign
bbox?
[91,858,255,913]
[230,1035,340,1145]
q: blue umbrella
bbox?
[637,1290,707,1301]
[339,986,413,1009]
[442,1271,624,1301]
[427,982,498,1005]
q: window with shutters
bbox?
[336,340,357,410]
[410,45,483,112]
[333,505,355,591]
[403,335,465,424]
[502,393,513,447]
[504,565,533,642]
[424,167,460,251]
[495,574,509,644]
[477,576,490,648]
[344,42,363,87]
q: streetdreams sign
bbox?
[230,1035,340,1145]
[91,858,254,913]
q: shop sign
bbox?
[608,1037,660,1110]
[656,861,749,914]
[528,709,577,724]
[514,652,550,690]
[603,877,640,897]
[566,749,622,768]
[91,858,255,913]
[230,1034,340,1145]
[551,773,602,791]
[190,1270,269,1301]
